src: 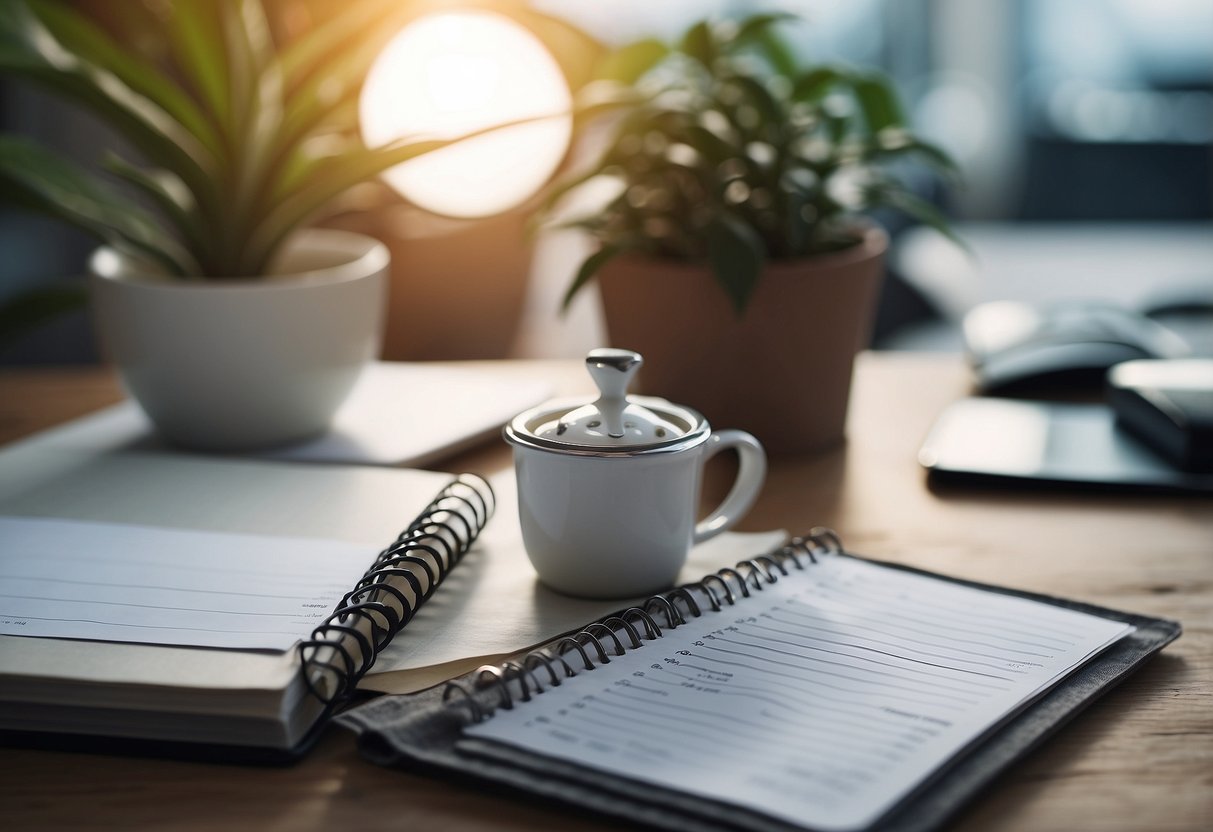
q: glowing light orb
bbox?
[359,11,573,218]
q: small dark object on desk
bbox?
[963,300,1190,394]
[919,397,1213,494]
[1108,359,1213,473]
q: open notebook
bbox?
[0,431,494,760]
[340,532,1180,832]
[0,424,784,759]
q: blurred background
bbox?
[2,0,1211,364]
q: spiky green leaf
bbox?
[251,114,557,272]
[162,0,228,127]
[0,136,195,275]
[102,153,201,251]
[515,7,607,91]
[0,1,215,206]
[26,0,222,157]
[572,80,648,126]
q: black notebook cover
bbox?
[338,551,1180,832]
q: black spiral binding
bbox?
[298,473,495,712]
[442,526,844,724]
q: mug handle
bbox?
[692,429,767,545]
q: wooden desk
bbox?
[1,354,1209,831]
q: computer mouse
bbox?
[963,300,1190,394]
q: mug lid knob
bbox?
[538,349,687,447]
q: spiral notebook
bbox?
[0,473,496,762]
[340,532,1181,832]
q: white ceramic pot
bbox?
[505,349,767,599]
[90,229,388,452]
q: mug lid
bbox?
[506,349,709,455]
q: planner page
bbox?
[467,555,1133,832]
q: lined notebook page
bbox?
[0,517,373,651]
[467,555,1133,832]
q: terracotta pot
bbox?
[89,229,387,452]
[325,203,533,360]
[597,227,887,455]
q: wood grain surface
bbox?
[0,354,1209,832]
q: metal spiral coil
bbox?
[445,527,844,723]
[299,474,495,709]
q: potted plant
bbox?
[0,0,546,450]
[544,14,959,454]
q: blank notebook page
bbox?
[466,555,1133,832]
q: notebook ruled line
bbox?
[755,614,1041,671]
[780,598,1057,657]
[808,585,1076,650]
[719,631,1014,688]
[743,620,1025,678]
[0,613,304,636]
[810,574,1084,643]
[0,516,375,651]
[0,575,341,602]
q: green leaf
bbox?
[222,0,285,258]
[535,166,613,219]
[0,136,195,275]
[0,1,215,208]
[250,115,556,272]
[739,26,798,78]
[0,283,89,352]
[274,1,456,191]
[680,124,740,166]
[733,12,798,43]
[874,138,961,179]
[731,13,799,77]
[783,188,810,256]
[705,212,765,315]
[791,66,846,102]
[721,73,785,134]
[515,7,608,91]
[679,20,717,69]
[25,0,222,158]
[572,80,647,127]
[851,72,904,133]
[102,153,202,252]
[279,0,400,93]
[162,0,229,137]
[874,184,966,250]
[562,243,628,312]
[596,37,669,84]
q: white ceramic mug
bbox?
[505,350,766,599]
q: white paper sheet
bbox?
[468,555,1133,832]
[0,517,374,651]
